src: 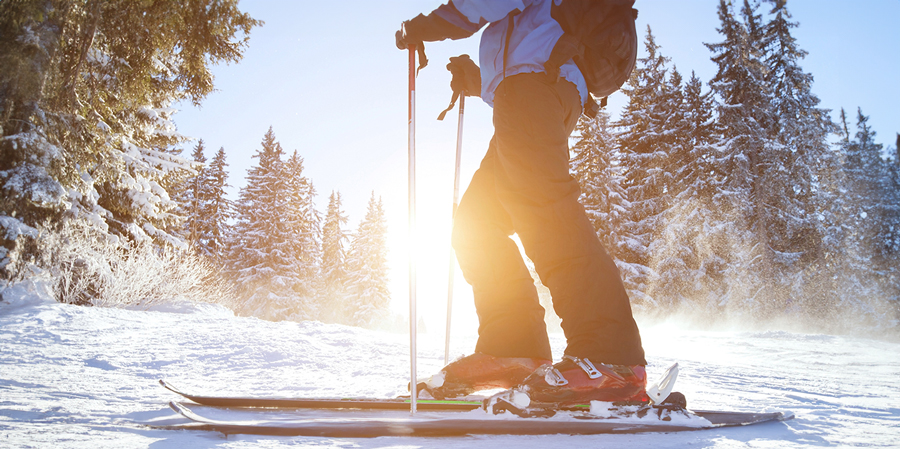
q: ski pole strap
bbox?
[416,44,428,75]
[437,90,460,121]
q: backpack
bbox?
[544,0,639,118]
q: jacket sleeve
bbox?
[403,2,485,43]
[403,0,532,43]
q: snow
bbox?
[1,288,899,448]
[0,216,38,241]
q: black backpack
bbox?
[544,0,639,118]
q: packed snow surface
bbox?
[1,290,899,448]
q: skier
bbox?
[396,0,647,406]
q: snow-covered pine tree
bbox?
[843,110,892,260]
[894,133,900,166]
[343,193,390,328]
[831,109,897,323]
[320,191,350,322]
[283,150,321,316]
[891,133,900,254]
[896,134,900,165]
[877,133,900,261]
[200,147,234,264]
[759,0,839,309]
[648,70,724,311]
[227,127,300,320]
[885,133,900,258]
[173,139,210,247]
[614,26,682,307]
[571,111,628,256]
[0,1,259,261]
[703,0,778,314]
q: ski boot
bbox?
[486,360,684,418]
[485,356,648,416]
[416,353,551,400]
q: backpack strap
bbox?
[502,9,522,79]
[543,33,582,83]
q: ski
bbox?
[160,379,637,412]
[165,401,791,438]
[159,364,679,412]
[159,379,484,411]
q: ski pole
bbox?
[444,94,464,366]
[407,45,418,415]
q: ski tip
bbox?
[778,410,795,421]
[159,379,181,395]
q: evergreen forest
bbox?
[570,0,899,333]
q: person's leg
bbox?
[420,138,552,399]
[451,142,552,361]
[491,73,646,366]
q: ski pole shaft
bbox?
[408,45,418,415]
[444,95,464,366]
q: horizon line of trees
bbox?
[569,0,899,332]
[173,127,390,327]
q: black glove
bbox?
[438,54,481,120]
[395,22,417,50]
[447,54,481,98]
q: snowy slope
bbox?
[1,285,898,448]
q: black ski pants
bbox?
[451,73,646,366]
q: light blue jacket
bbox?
[436,0,588,107]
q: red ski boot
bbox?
[516,355,648,406]
[420,353,551,399]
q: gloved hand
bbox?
[395,22,416,50]
[437,54,481,120]
[447,54,481,97]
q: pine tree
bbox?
[174,139,210,247]
[320,191,349,322]
[843,110,889,259]
[0,1,260,253]
[572,111,628,254]
[829,108,896,321]
[703,0,778,313]
[649,70,723,309]
[896,134,900,164]
[758,0,838,308]
[228,128,296,319]
[343,193,390,328]
[227,128,323,321]
[883,134,900,257]
[202,147,234,263]
[760,0,831,242]
[614,26,682,306]
[283,150,321,302]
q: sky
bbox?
[173,0,900,334]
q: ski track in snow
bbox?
[1,293,898,448]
